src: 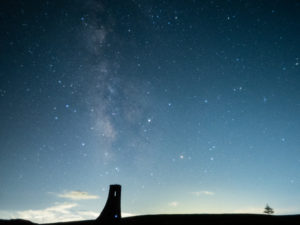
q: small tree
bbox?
[264,204,274,215]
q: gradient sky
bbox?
[1,0,300,223]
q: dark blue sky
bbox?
[1,0,300,222]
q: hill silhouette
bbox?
[2,214,300,225]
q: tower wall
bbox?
[96,184,121,224]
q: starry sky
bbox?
[1,0,300,222]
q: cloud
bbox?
[0,203,134,224]
[168,201,179,207]
[191,191,215,196]
[15,202,95,223]
[58,191,99,200]
[77,211,99,218]
[122,212,135,217]
[233,207,263,214]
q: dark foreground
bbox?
[1,214,300,225]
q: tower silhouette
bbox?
[96,184,121,224]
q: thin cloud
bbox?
[233,207,263,214]
[1,202,135,224]
[191,191,215,196]
[122,212,135,217]
[58,191,99,200]
[5,204,135,223]
[16,202,88,223]
[77,211,99,218]
[168,201,179,207]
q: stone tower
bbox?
[96,184,121,224]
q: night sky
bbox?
[1,0,300,222]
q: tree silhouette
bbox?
[264,204,274,215]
